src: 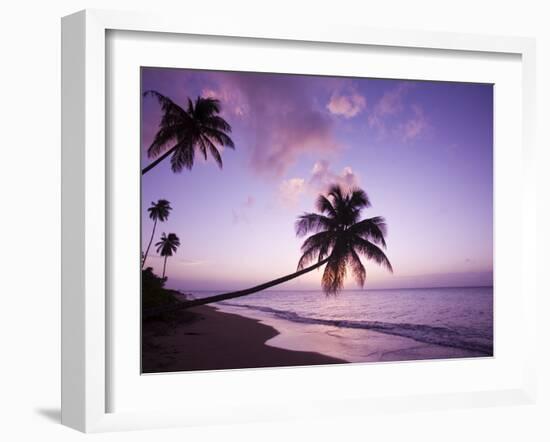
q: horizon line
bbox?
[174,284,494,293]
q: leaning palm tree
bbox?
[142,199,172,268]
[176,184,392,310]
[155,233,181,279]
[142,91,235,175]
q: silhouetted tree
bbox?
[142,199,172,268]
[178,184,392,309]
[155,233,181,279]
[142,92,235,175]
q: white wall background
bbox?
[0,1,548,441]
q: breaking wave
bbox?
[220,302,493,355]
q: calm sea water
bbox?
[188,287,493,361]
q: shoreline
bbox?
[143,299,488,373]
[217,303,488,363]
[142,305,346,373]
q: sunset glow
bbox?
[141,68,493,292]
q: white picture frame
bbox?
[61,9,538,433]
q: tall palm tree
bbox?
[142,199,172,268]
[142,91,235,175]
[155,233,181,279]
[176,184,392,310]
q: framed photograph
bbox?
[61,9,538,432]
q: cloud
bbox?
[400,105,428,141]
[368,82,428,141]
[202,87,248,118]
[309,160,360,193]
[278,178,306,207]
[377,83,408,115]
[368,82,410,134]
[201,87,218,98]
[326,91,366,118]
[142,69,338,166]
[279,160,360,207]
[201,72,341,177]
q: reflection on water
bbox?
[190,287,494,362]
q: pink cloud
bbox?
[309,160,360,193]
[279,160,361,207]
[326,92,366,118]
[201,73,341,177]
[368,82,428,141]
[400,105,428,141]
[278,178,306,207]
[202,86,248,118]
[368,82,411,136]
[377,83,408,115]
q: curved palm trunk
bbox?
[142,146,176,175]
[176,257,329,310]
[141,219,157,268]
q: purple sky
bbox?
[141,68,493,291]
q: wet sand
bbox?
[142,305,346,373]
[236,306,488,363]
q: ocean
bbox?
[188,286,493,363]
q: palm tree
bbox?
[295,184,393,294]
[142,199,172,269]
[176,184,392,309]
[142,91,235,175]
[155,233,181,279]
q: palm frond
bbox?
[202,136,223,168]
[321,247,348,295]
[155,232,167,253]
[315,194,338,217]
[295,213,334,237]
[144,91,188,128]
[327,184,345,204]
[197,137,208,161]
[295,183,392,294]
[155,232,180,256]
[144,90,184,114]
[203,128,235,149]
[297,231,336,270]
[297,247,320,270]
[348,188,371,210]
[348,216,388,248]
[195,96,222,116]
[186,97,194,114]
[147,126,180,159]
[169,140,194,172]
[348,248,366,287]
[300,231,336,253]
[148,199,172,221]
[206,115,233,133]
[143,92,235,174]
[353,237,393,273]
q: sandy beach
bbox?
[218,302,487,363]
[142,301,487,374]
[142,305,345,373]
[139,70,493,373]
